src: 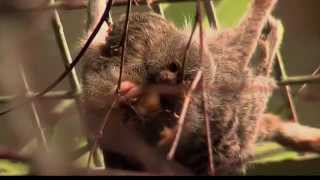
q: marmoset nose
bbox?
[159,70,177,84]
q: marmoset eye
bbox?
[168,62,179,73]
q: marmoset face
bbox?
[81,0,279,175]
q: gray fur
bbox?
[81,0,280,175]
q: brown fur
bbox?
[81,0,280,175]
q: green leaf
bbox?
[160,2,210,28]
[160,0,251,29]
[215,0,250,28]
[0,160,29,176]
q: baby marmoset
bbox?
[81,0,281,175]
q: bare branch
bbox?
[116,0,133,93]
[279,75,320,86]
[87,97,119,168]
[275,52,299,123]
[88,0,108,32]
[17,63,49,151]
[0,91,80,103]
[179,8,198,83]
[276,65,320,117]
[0,0,113,116]
[297,65,320,94]
[0,0,206,13]
[203,0,219,29]
[167,70,203,160]
[197,0,215,175]
[0,0,87,12]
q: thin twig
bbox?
[203,0,219,29]
[116,0,133,93]
[278,75,320,86]
[113,0,196,6]
[88,0,109,32]
[167,1,204,160]
[126,101,146,122]
[196,0,215,175]
[87,97,119,168]
[0,0,113,116]
[17,63,49,151]
[1,0,215,13]
[284,85,299,122]
[0,91,80,103]
[275,51,299,123]
[179,11,198,83]
[170,0,216,173]
[0,0,87,12]
[51,0,86,132]
[167,70,203,160]
[0,10,85,105]
[275,65,320,116]
[202,83,215,176]
[296,65,320,94]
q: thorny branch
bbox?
[0,0,114,116]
